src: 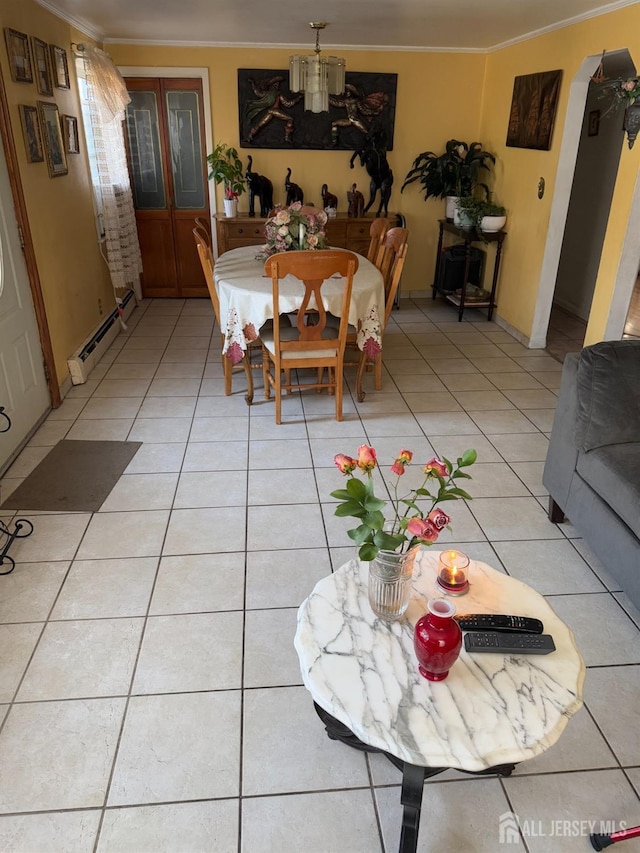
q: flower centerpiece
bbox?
[332,445,477,621]
[258,202,328,258]
[332,445,477,561]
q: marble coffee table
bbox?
[294,550,585,853]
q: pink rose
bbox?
[289,201,302,211]
[391,449,412,476]
[423,458,448,478]
[274,211,290,225]
[357,445,377,472]
[307,234,319,248]
[622,80,636,92]
[334,454,356,475]
[427,508,450,530]
[406,518,440,543]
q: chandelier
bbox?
[289,22,346,113]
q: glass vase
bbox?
[368,544,419,622]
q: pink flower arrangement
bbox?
[332,445,477,561]
[258,202,328,258]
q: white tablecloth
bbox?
[214,246,385,364]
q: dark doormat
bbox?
[0,440,142,513]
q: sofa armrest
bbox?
[542,353,580,513]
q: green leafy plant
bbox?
[401,139,495,201]
[331,445,477,561]
[457,194,506,231]
[206,142,245,199]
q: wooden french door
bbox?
[124,77,209,298]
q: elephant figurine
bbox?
[285,168,304,205]
[246,155,274,217]
[321,184,338,210]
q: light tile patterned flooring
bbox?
[0,296,639,853]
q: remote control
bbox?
[454,614,544,634]
[464,632,556,655]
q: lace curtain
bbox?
[81,45,142,303]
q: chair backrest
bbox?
[382,242,408,328]
[264,250,358,358]
[193,229,221,325]
[377,226,408,293]
[367,217,390,264]
[193,217,211,248]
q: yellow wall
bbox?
[1,0,114,385]
[5,3,639,376]
[481,6,640,344]
[109,43,487,300]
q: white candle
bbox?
[299,222,305,248]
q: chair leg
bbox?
[374,352,383,390]
[242,355,254,405]
[223,353,233,396]
[355,351,368,403]
[274,362,282,424]
[262,346,271,400]
[335,360,344,421]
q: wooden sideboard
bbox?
[214,213,403,257]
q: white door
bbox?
[0,139,50,473]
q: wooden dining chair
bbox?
[193,228,253,405]
[377,226,409,294]
[355,241,408,402]
[193,217,211,250]
[262,250,358,424]
[367,217,390,264]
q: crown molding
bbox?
[488,0,640,52]
[35,0,104,41]
[102,38,487,53]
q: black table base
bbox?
[313,702,515,853]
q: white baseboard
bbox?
[67,291,136,385]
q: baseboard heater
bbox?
[67,290,137,385]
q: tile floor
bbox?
[0,296,639,852]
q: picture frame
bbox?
[506,69,563,150]
[62,114,79,154]
[4,28,33,84]
[18,104,44,163]
[49,44,70,89]
[37,100,68,177]
[31,36,53,96]
[588,109,600,137]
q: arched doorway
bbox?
[531,50,639,356]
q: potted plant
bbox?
[401,140,495,220]
[206,142,245,217]
[455,194,507,235]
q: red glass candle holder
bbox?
[436,549,470,595]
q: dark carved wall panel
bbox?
[238,69,397,150]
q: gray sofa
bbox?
[542,339,640,609]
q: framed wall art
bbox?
[37,100,68,177]
[238,69,397,150]
[31,36,53,96]
[4,28,33,84]
[49,44,70,89]
[62,114,79,153]
[18,105,44,163]
[506,69,563,150]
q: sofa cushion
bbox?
[575,340,640,451]
[576,443,640,536]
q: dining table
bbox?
[213,245,386,368]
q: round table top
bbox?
[294,550,585,771]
